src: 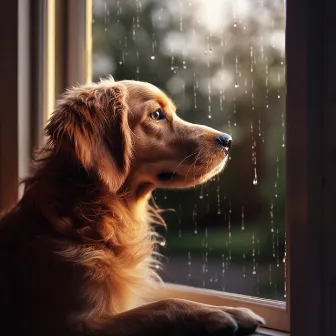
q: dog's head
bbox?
[46,78,232,198]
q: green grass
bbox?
[164,222,285,263]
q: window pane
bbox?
[92,0,286,301]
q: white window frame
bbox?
[4,0,334,335]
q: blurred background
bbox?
[92,0,286,300]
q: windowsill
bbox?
[158,283,289,332]
[255,328,289,336]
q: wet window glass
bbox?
[92,0,286,301]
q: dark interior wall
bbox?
[322,0,336,332]
[0,1,19,211]
[287,0,336,335]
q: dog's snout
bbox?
[216,133,232,149]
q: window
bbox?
[6,0,333,335]
[93,0,286,300]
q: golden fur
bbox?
[0,78,264,335]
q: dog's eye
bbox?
[149,109,167,122]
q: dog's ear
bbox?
[45,82,133,192]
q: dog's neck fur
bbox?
[23,148,162,267]
[18,148,164,312]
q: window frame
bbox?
[5,0,333,335]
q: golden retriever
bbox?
[0,78,264,335]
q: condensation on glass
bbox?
[92,0,286,301]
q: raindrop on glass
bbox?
[242,253,246,278]
[253,168,258,185]
[187,252,191,279]
[193,204,198,235]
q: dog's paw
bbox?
[161,299,264,336]
[224,307,265,335]
[197,309,239,335]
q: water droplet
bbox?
[278,95,281,99]
[194,229,198,234]
[160,241,166,246]
[104,28,107,32]
[233,22,237,27]
[253,167,258,185]
[235,83,239,88]
[208,115,212,119]
[119,61,123,65]
[151,55,155,60]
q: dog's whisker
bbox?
[170,151,198,180]
[184,146,205,182]
[191,147,206,181]
[187,148,204,181]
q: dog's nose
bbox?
[216,133,232,149]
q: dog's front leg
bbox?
[88,298,264,336]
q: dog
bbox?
[0,78,264,335]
